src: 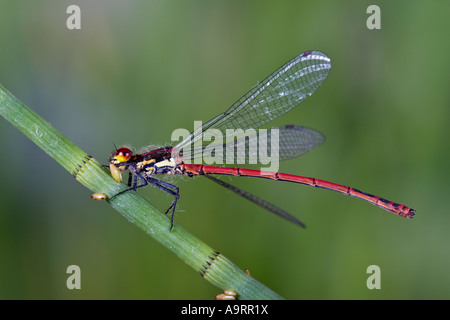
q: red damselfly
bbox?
[107,50,415,230]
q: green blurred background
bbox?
[1,0,449,299]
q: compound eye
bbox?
[114,147,132,162]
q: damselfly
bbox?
[107,50,415,230]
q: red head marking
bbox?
[115,147,132,162]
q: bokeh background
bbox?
[1,0,449,299]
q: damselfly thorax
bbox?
[111,147,179,175]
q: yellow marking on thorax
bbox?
[155,157,176,169]
[136,158,156,171]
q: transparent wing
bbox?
[173,50,331,163]
[203,174,306,227]
[191,125,325,164]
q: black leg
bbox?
[109,173,180,231]
[109,172,149,199]
[144,176,180,231]
[127,171,133,187]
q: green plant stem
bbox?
[0,83,284,300]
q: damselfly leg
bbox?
[110,171,180,230]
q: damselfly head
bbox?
[112,147,133,164]
[108,147,132,182]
